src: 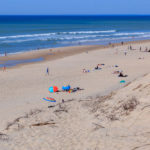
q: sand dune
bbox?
[1,73,150,150]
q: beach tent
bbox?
[62,85,71,91]
[49,86,58,93]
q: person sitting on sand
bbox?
[83,69,90,73]
[138,57,144,59]
[83,69,86,73]
[95,64,101,70]
[95,66,99,70]
[118,71,128,77]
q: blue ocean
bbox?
[1,15,150,54]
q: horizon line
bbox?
[1,14,150,16]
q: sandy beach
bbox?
[1,40,150,150]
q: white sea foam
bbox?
[1,30,149,44]
[114,32,146,36]
[0,30,116,40]
[140,34,150,38]
[0,34,110,43]
[1,39,37,43]
[0,33,56,39]
[61,30,116,34]
[62,35,146,44]
[59,35,109,40]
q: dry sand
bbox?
[0,40,150,149]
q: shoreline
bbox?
[1,38,150,69]
[0,45,103,69]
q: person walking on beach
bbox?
[130,45,132,50]
[145,47,148,52]
[3,66,6,71]
[124,51,127,56]
[140,46,142,51]
[46,67,49,75]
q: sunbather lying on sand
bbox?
[113,71,120,74]
[69,87,84,93]
[138,57,144,59]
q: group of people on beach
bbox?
[128,45,150,52]
[83,62,128,79]
[82,64,105,73]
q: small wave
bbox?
[139,34,150,38]
[62,36,144,44]
[114,32,146,36]
[1,34,111,43]
[61,30,116,34]
[59,34,110,40]
[1,39,37,43]
[0,33,57,40]
[1,30,149,44]
[0,30,116,40]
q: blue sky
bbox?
[1,0,150,15]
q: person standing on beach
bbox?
[140,46,142,51]
[124,51,127,56]
[4,52,7,56]
[3,66,6,71]
[46,67,49,75]
[130,45,132,50]
[145,47,148,52]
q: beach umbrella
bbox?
[49,86,58,93]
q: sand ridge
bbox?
[1,73,150,150]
